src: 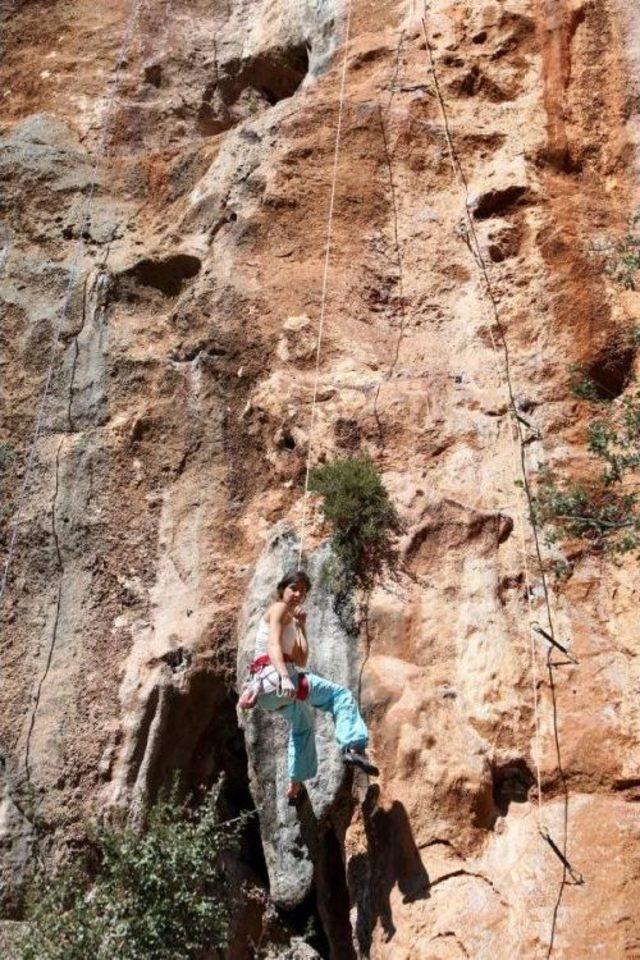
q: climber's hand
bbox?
[294,609,307,627]
[279,676,296,699]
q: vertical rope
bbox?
[297,0,353,567]
[420,8,580,953]
[0,0,148,610]
[420,9,547,826]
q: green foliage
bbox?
[308,455,400,599]
[533,474,640,555]
[18,788,245,960]
[534,388,640,555]
[603,213,640,289]
[586,391,640,483]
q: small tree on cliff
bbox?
[308,455,401,607]
[18,787,246,960]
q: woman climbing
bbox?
[239,569,378,805]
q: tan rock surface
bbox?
[2,0,640,956]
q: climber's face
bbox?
[283,580,308,609]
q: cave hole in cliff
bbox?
[583,340,636,400]
[117,254,202,299]
[134,668,267,884]
[491,759,535,817]
[198,42,310,136]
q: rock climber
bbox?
[239,568,378,806]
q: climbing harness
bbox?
[0,0,149,610]
[420,7,584,956]
[298,0,353,565]
[238,652,309,709]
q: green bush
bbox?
[534,389,640,555]
[308,455,400,599]
[603,213,640,289]
[533,474,640,555]
[18,788,246,960]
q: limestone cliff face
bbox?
[2,0,640,957]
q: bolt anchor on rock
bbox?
[539,828,585,886]
[532,623,579,666]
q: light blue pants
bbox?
[258,672,369,782]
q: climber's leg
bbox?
[287,700,318,783]
[305,673,368,751]
[258,691,318,783]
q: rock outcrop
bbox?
[2,0,640,957]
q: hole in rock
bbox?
[118,254,202,298]
[492,759,535,817]
[144,62,162,87]
[282,433,296,450]
[198,42,310,136]
[584,342,635,400]
[472,184,528,219]
[316,825,357,959]
[133,668,267,883]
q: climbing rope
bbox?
[298,0,353,566]
[420,4,583,953]
[0,0,148,611]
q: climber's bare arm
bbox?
[267,602,291,678]
[292,610,309,667]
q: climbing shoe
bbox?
[342,748,379,776]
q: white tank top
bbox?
[254,616,297,658]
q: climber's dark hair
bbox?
[276,569,312,598]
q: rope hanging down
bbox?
[298,0,353,566]
[420,4,583,951]
[0,0,148,611]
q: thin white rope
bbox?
[0,0,148,609]
[421,11,546,826]
[297,0,353,566]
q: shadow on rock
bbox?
[296,777,358,960]
[347,786,430,955]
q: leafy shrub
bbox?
[602,213,640,289]
[18,788,246,960]
[534,389,640,555]
[308,455,400,600]
[533,473,640,555]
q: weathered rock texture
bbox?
[2,0,640,957]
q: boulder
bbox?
[237,524,360,908]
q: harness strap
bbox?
[249,655,309,701]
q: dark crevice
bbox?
[492,759,535,817]
[128,667,272,938]
[472,184,528,219]
[584,343,636,400]
[285,778,358,959]
[24,438,65,784]
[198,42,310,136]
[126,685,160,788]
[116,254,201,298]
[473,758,535,830]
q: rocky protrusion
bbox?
[237,524,361,909]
